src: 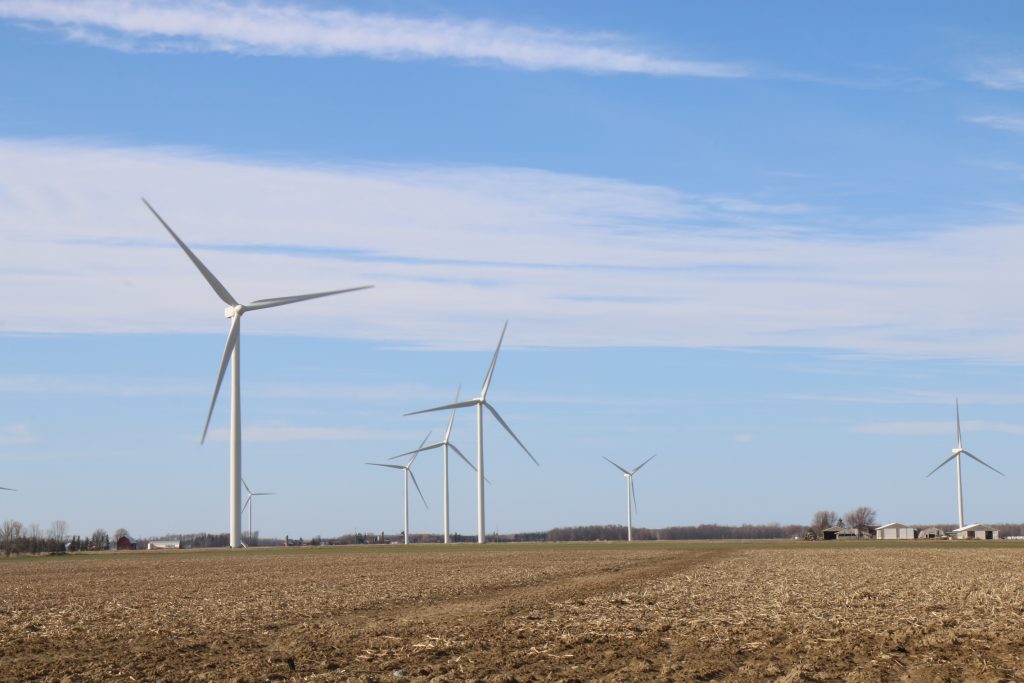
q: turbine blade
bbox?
[254,492,275,496]
[200,314,240,444]
[926,453,958,477]
[630,476,638,513]
[241,496,251,513]
[484,402,538,465]
[245,285,373,311]
[367,462,404,470]
[404,399,479,417]
[143,198,238,307]
[389,442,443,460]
[444,385,461,441]
[242,478,252,495]
[480,321,508,400]
[408,468,428,508]
[631,454,657,475]
[448,443,477,471]
[407,432,431,467]
[955,398,963,449]
[603,456,629,475]
[0,486,16,491]
[962,450,1006,477]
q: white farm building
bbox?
[951,524,1000,540]
[876,522,916,540]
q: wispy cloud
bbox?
[0,424,35,445]
[967,115,1024,135]
[4,138,1024,361]
[207,423,396,443]
[854,421,1024,436]
[966,64,1024,90]
[0,0,746,78]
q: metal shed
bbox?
[952,524,1000,540]
[875,522,916,540]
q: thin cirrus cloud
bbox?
[854,421,1024,437]
[4,137,1024,361]
[968,115,1024,135]
[0,0,747,78]
[966,65,1024,90]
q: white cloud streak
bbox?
[0,424,35,445]
[0,0,746,77]
[968,115,1024,135]
[854,421,1024,437]
[966,65,1024,91]
[3,138,1024,361]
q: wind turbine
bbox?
[406,321,537,544]
[144,199,372,548]
[926,399,1004,528]
[241,478,274,547]
[391,386,480,543]
[369,432,430,545]
[604,455,656,542]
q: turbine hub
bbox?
[225,305,243,318]
[952,447,963,455]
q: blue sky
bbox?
[2,1,1024,539]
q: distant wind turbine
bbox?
[369,432,430,545]
[926,399,1004,528]
[144,198,372,548]
[241,478,274,547]
[604,455,656,542]
[391,386,479,543]
[406,322,537,544]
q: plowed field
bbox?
[2,542,1023,681]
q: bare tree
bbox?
[845,506,877,535]
[809,510,839,537]
[26,522,42,555]
[114,527,129,540]
[90,528,109,551]
[48,520,69,550]
[1,519,23,556]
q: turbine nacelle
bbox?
[225,305,243,319]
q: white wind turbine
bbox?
[144,199,372,549]
[391,386,482,543]
[406,321,537,544]
[927,399,1004,528]
[241,478,274,547]
[369,432,430,545]
[604,455,656,542]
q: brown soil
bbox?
[1,543,1022,681]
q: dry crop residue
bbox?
[2,544,1023,681]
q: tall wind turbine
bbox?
[144,199,372,548]
[406,321,537,544]
[927,399,1004,528]
[391,386,479,543]
[369,432,430,544]
[241,478,274,547]
[604,455,656,542]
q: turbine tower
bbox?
[392,386,478,543]
[369,432,430,544]
[604,455,656,542]
[145,199,372,548]
[926,399,1004,528]
[241,478,274,547]
[406,322,537,544]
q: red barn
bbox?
[115,535,136,550]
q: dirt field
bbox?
[1,542,1023,682]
